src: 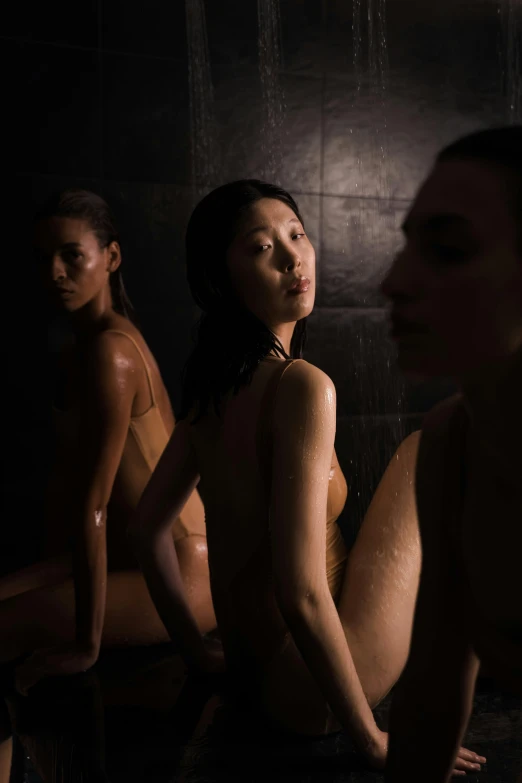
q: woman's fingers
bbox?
[451,745,486,776]
[452,746,485,775]
[458,747,486,764]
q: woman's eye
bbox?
[293,233,306,240]
[64,251,82,262]
[256,244,270,253]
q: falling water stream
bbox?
[500,0,522,122]
[347,0,407,536]
[352,0,390,198]
[257,0,285,181]
[185,0,219,198]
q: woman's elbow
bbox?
[275,582,326,623]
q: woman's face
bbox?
[226,198,316,331]
[381,159,522,379]
[35,217,120,314]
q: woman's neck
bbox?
[270,321,296,356]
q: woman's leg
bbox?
[0,568,209,779]
[0,553,72,603]
[252,432,422,737]
[338,431,422,707]
[0,537,215,663]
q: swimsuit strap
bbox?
[104,329,157,407]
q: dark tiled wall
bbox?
[2,0,507,565]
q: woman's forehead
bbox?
[239,198,297,228]
[34,217,95,248]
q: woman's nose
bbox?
[51,255,67,282]
[284,249,301,273]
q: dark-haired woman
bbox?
[0,189,217,783]
[130,180,482,773]
[383,126,522,782]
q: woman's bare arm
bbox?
[128,419,210,668]
[67,331,139,654]
[269,361,383,758]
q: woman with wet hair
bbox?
[130,180,482,773]
[382,126,522,782]
[0,189,217,783]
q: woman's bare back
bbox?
[189,357,286,590]
[188,356,422,734]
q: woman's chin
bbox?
[285,297,315,321]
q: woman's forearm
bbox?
[134,529,207,666]
[281,590,380,752]
[73,509,108,654]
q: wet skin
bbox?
[0,217,216,783]
[131,198,482,774]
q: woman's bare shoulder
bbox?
[274,359,336,429]
[86,318,151,375]
[282,359,335,395]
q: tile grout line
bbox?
[12,171,413,204]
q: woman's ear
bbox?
[107,241,122,273]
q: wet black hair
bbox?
[437,126,522,230]
[180,179,308,422]
[35,188,137,323]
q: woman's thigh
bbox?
[0,531,218,663]
[336,436,422,706]
[0,554,72,603]
[0,571,170,664]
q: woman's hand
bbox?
[452,746,486,776]
[364,731,485,775]
[363,729,389,770]
[15,642,99,696]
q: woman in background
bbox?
[0,189,217,783]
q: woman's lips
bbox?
[288,277,311,295]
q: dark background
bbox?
[2,0,510,573]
